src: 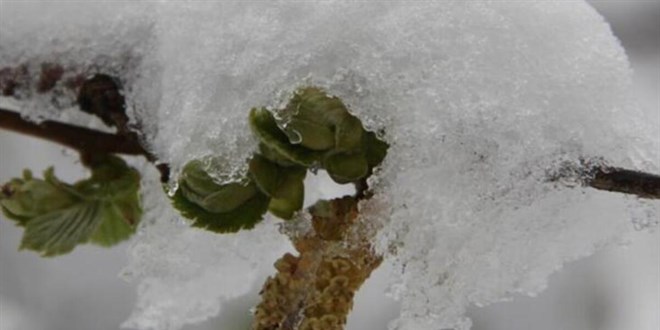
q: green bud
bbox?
[243,86,389,224]
[180,160,227,197]
[249,107,320,167]
[288,87,347,125]
[284,118,335,151]
[284,88,365,152]
[335,114,364,152]
[249,154,281,196]
[74,155,142,199]
[179,160,258,213]
[201,182,258,213]
[172,159,271,233]
[323,152,369,184]
[171,186,270,233]
[278,165,307,186]
[268,170,305,220]
[257,143,294,167]
[364,131,389,168]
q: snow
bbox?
[0,2,151,124]
[120,165,291,330]
[1,1,658,330]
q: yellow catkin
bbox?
[253,197,382,330]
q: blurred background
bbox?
[1,1,658,330]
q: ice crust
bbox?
[1,1,659,330]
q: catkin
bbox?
[253,197,382,330]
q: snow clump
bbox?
[1,1,658,330]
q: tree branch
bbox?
[1,66,170,181]
[0,108,145,155]
[0,108,170,181]
[547,159,660,200]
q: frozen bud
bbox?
[179,160,258,213]
[250,107,320,167]
[250,88,388,185]
[282,87,362,153]
[266,166,306,220]
[334,115,363,152]
[171,160,270,233]
[249,155,281,197]
[285,118,336,151]
[249,155,306,220]
[323,152,369,184]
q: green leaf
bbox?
[0,155,142,257]
[90,202,141,247]
[20,201,103,257]
[1,204,31,226]
[170,187,270,233]
[249,108,320,166]
[1,169,77,223]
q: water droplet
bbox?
[282,123,302,144]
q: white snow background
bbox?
[0,1,658,330]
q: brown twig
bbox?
[0,108,169,181]
[587,167,660,200]
[1,66,170,181]
[0,108,144,155]
[547,159,660,200]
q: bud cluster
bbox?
[171,88,388,233]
